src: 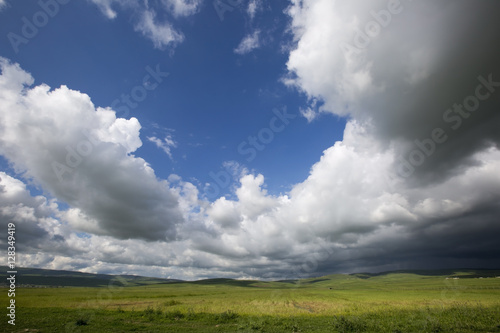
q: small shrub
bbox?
[164,299,182,307]
[165,309,185,320]
[216,310,239,323]
[333,315,367,332]
[249,320,264,330]
[286,322,301,332]
[143,306,154,315]
[185,308,207,321]
[428,319,443,333]
[75,319,88,326]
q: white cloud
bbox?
[89,0,121,19]
[208,197,241,229]
[135,9,185,50]
[299,107,317,122]
[285,0,381,117]
[162,0,203,17]
[234,30,261,55]
[90,0,187,50]
[0,0,7,11]
[148,135,177,159]
[247,0,261,20]
[236,174,277,220]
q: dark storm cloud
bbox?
[286,0,500,185]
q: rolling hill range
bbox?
[2,266,499,288]
[1,267,500,332]
[0,266,181,287]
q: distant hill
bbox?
[350,269,500,279]
[1,267,499,288]
[0,266,181,287]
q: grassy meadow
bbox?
[1,269,500,332]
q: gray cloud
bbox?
[285,0,500,185]
[0,172,51,250]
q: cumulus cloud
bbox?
[208,197,241,229]
[0,172,207,279]
[0,172,57,251]
[160,0,500,276]
[285,0,500,184]
[1,0,500,279]
[0,58,183,242]
[234,30,261,55]
[188,122,500,277]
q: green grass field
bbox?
[1,269,500,332]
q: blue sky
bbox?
[1,0,500,280]
[0,0,344,199]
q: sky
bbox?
[0,0,499,280]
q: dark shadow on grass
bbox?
[186,278,259,287]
